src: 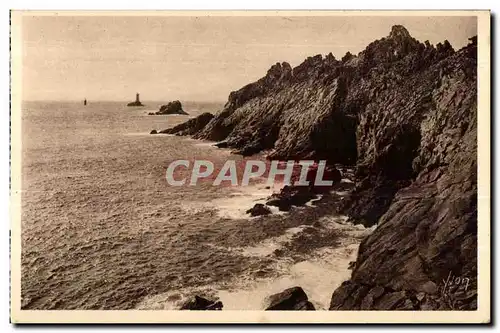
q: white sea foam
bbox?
[181,181,285,220]
[333,190,350,196]
[214,216,371,310]
[210,185,284,219]
[222,225,307,257]
[217,242,360,310]
[136,214,375,310]
[305,194,323,207]
[192,141,219,148]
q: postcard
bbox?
[9,10,491,324]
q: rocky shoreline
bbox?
[152,112,214,135]
[156,26,477,310]
[178,286,315,311]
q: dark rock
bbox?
[273,248,285,257]
[264,164,341,211]
[373,291,408,310]
[330,281,374,310]
[360,286,386,310]
[329,35,477,310]
[127,101,144,107]
[341,51,355,63]
[179,296,223,310]
[265,287,314,310]
[153,100,188,115]
[204,301,223,310]
[265,198,290,211]
[294,300,316,310]
[290,163,342,191]
[416,292,426,302]
[246,203,272,217]
[329,281,359,310]
[266,186,317,211]
[159,113,214,136]
[150,130,157,134]
[214,141,229,148]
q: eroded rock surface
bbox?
[329,33,477,310]
[161,26,478,310]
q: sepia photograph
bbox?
[9,10,490,323]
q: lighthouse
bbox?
[127,92,144,107]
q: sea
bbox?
[20,101,373,310]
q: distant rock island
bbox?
[127,93,144,107]
[148,100,188,115]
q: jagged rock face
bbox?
[159,112,214,136]
[265,165,342,211]
[193,27,462,165]
[330,38,477,310]
[193,59,357,162]
[168,26,478,310]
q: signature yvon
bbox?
[441,271,470,296]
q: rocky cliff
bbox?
[165,26,478,310]
[329,33,477,310]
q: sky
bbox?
[21,14,477,102]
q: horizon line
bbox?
[21,99,227,103]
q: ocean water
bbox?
[20,101,372,310]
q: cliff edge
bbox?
[163,26,478,310]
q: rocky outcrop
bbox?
[265,163,342,211]
[265,287,315,310]
[193,59,358,160]
[164,26,478,310]
[127,101,144,107]
[128,102,143,107]
[246,203,272,217]
[150,100,188,115]
[179,296,223,310]
[265,186,317,212]
[157,112,214,136]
